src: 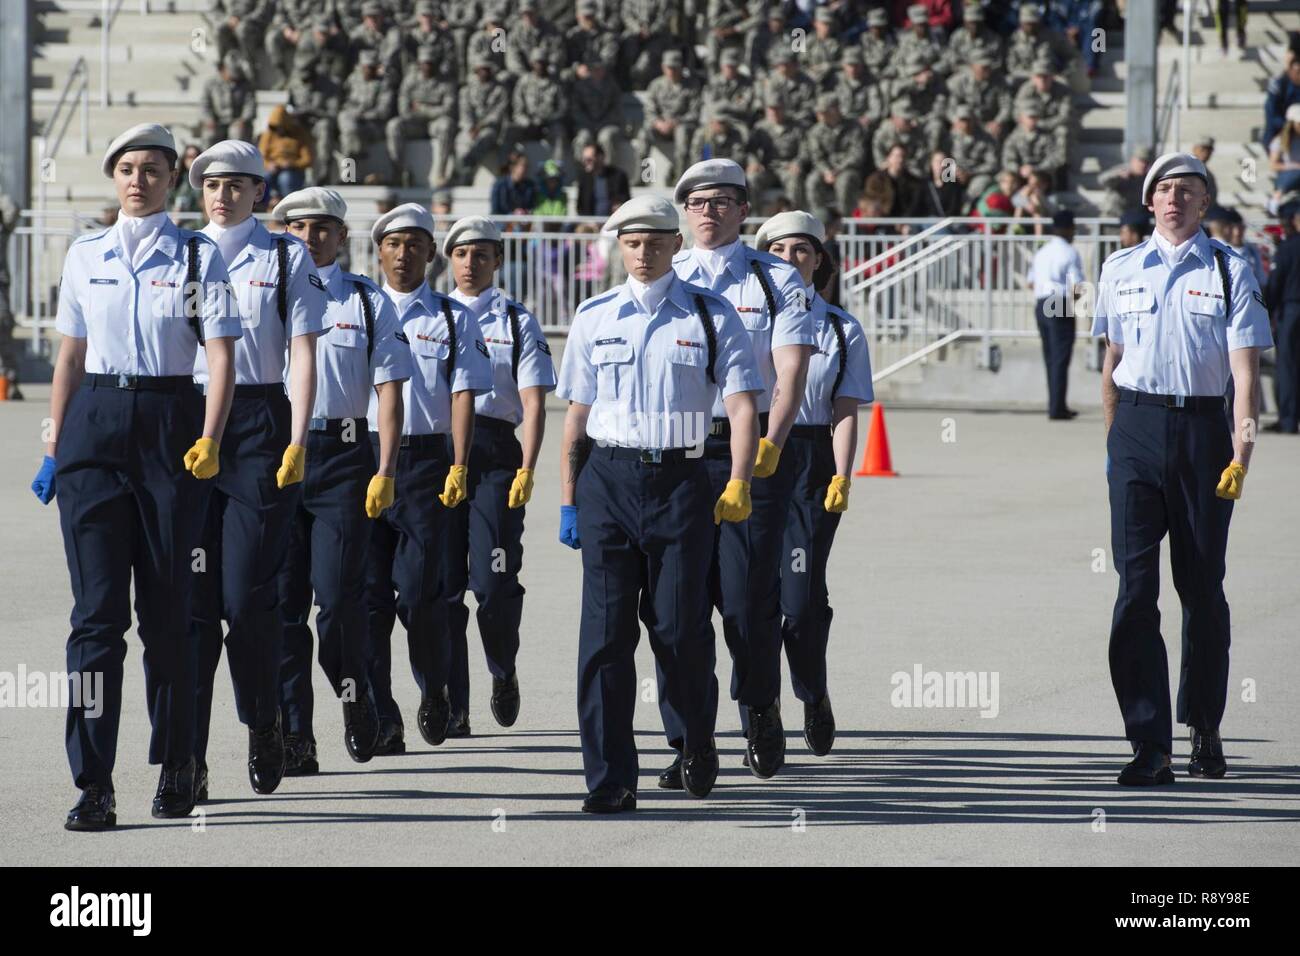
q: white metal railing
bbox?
[1156,57,1182,155]
[99,0,149,107]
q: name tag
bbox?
[150,279,177,287]
[594,336,626,346]
[90,277,118,285]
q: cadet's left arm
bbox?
[1229,347,1261,468]
[449,389,475,467]
[724,390,758,482]
[201,336,237,446]
[766,342,813,448]
[286,332,317,448]
[830,395,859,477]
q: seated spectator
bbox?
[974,170,1022,226]
[1269,104,1300,194]
[491,151,539,218]
[170,144,203,221]
[1118,209,1152,249]
[909,149,969,219]
[864,144,922,218]
[1099,146,1154,217]
[575,143,630,219]
[1191,135,1218,203]
[1012,169,1061,234]
[201,54,256,147]
[534,160,568,216]
[259,105,314,199]
[1265,47,1300,147]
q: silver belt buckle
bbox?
[638,448,663,464]
[709,420,725,437]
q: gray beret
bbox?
[275,186,348,223]
[372,201,437,246]
[189,138,266,188]
[1141,151,1209,205]
[442,215,502,256]
[603,195,679,235]
[673,158,748,204]
[101,122,176,178]
[755,210,825,250]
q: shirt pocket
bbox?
[667,343,707,403]
[412,336,451,377]
[240,279,280,330]
[329,326,366,350]
[592,341,633,402]
[1114,282,1153,347]
[1184,290,1226,350]
[735,305,770,332]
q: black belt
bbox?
[475,415,517,435]
[398,433,449,451]
[595,444,698,465]
[709,411,770,439]
[789,423,833,439]
[234,383,287,399]
[309,416,366,434]
[1118,388,1225,412]
[84,373,195,392]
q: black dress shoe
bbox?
[658,754,684,790]
[65,785,116,831]
[582,787,637,814]
[195,761,209,802]
[446,708,471,738]
[374,718,406,756]
[1118,743,1175,786]
[746,699,786,779]
[417,686,451,746]
[283,733,319,776]
[490,671,520,727]
[682,741,719,797]
[248,715,286,793]
[343,697,379,763]
[803,694,836,756]
[1188,727,1227,778]
[152,758,197,818]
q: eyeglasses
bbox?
[684,196,740,212]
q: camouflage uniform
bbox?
[873,110,930,178]
[802,99,868,213]
[833,50,888,136]
[288,61,344,183]
[505,3,565,76]
[944,111,1000,201]
[946,59,1014,143]
[338,54,398,166]
[445,0,483,76]
[294,17,352,87]
[456,61,510,182]
[747,105,806,206]
[804,8,844,89]
[570,63,627,163]
[564,7,620,84]
[858,15,898,81]
[265,0,318,83]
[387,52,460,185]
[201,56,256,146]
[349,5,404,84]
[215,0,269,69]
[508,57,569,166]
[619,0,673,90]
[635,53,702,180]
[1001,114,1064,178]
[943,13,1005,76]
[762,54,819,130]
[702,50,760,140]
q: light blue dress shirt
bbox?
[795,291,875,426]
[448,286,558,426]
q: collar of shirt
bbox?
[382,281,434,321]
[1150,228,1205,269]
[449,285,497,319]
[114,210,169,270]
[693,238,745,283]
[202,215,259,268]
[625,269,675,316]
[317,261,344,298]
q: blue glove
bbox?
[559,504,580,549]
[32,455,56,505]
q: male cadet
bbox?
[387,46,460,188]
[834,46,888,138]
[505,0,564,76]
[858,7,897,82]
[667,159,816,782]
[265,0,315,85]
[637,50,702,182]
[805,7,844,88]
[802,94,868,216]
[276,187,412,775]
[1028,209,1084,421]
[565,1,619,84]
[762,50,818,131]
[556,195,764,813]
[703,48,759,142]
[1006,3,1078,85]
[350,1,404,81]
[947,50,1013,146]
[1094,153,1273,786]
[338,50,397,174]
[619,0,673,90]
[188,141,328,801]
[366,204,493,753]
[892,4,947,81]
[442,216,558,736]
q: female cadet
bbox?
[442,216,557,737]
[275,187,412,775]
[30,123,241,830]
[186,141,327,802]
[556,195,764,813]
[366,204,493,756]
[756,211,874,758]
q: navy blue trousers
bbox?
[366,432,452,723]
[1275,303,1300,431]
[278,420,376,739]
[779,426,843,704]
[1106,395,1235,754]
[445,416,525,713]
[193,389,298,763]
[1035,295,1075,418]
[576,447,717,795]
[56,379,211,788]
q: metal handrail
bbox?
[1156,58,1182,155]
[40,57,91,161]
[99,0,149,107]
[841,217,956,287]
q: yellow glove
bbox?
[824,475,850,513]
[507,467,534,509]
[1215,460,1246,500]
[183,437,220,480]
[365,475,395,519]
[753,437,781,479]
[714,478,752,524]
[440,464,469,507]
[276,444,306,489]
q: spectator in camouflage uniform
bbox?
[763,48,818,130]
[746,5,789,78]
[619,0,674,90]
[467,4,509,76]
[834,45,887,137]
[704,0,754,68]
[945,103,1000,202]
[947,50,1014,144]
[506,0,565,76]
[215,0,268,70]
[703,48,760,140]
[1015,56,1075,180]
[890,52,949,150]
[508,50,569,168]
[294,15,351,88]
[892,3,947,80]
[690,105,749,166]
[1000,103,1064,182]
[635,49,701,180]
[338,49,397,177]
[570,57,627,166]
[201,54,256,146]
[747,97,806,207]
[445,0,483,77]
[564,0,620,83]
[288,59,343,183]
[858,7,897,81]
[1006,4,1079,85]
[873,100,929,178]
[802,93,868,214]
[943,4,1005,76]
[265,0,317,85]
[387,46,460,186]
[805,6,844,88]
[1098,146,1155,217]
[456,55,511,184]
[350,1,404,84]
[403,1,459,80]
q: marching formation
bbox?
[33,125,874,827]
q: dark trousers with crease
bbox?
[278,420,376,740]
[366,432,452,723]
[445,416,525,714]
[576,447,717,795]
[1106,394,1234,755]
[194,388,298,764]
[56,379,211,788]
[1036,295,1075,418]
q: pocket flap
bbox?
[592,341,634,364]
[1185,290,1226,317]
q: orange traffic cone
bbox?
[855,403,897,477]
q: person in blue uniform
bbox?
[441,216,557,736]
[275,187,412,774]
[662,158,815,786]
[366,203,493,754]
[557,194,764,813]
[1093,152,1273,786]
[32,123,242,830]
[756,211,874,757]
[1028,209,1085,420]
[186,141,328,801]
